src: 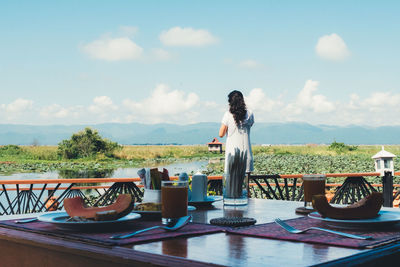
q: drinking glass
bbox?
[161,180,188,225]
[296,174,326,214]
[223,173,248,206]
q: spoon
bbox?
[110,215,192,239]
[15,218,38,223]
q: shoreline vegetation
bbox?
[1,145,399,183]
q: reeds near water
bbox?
[225,148,247,198]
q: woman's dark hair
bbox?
[228,90,247,126]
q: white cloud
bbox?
[345,91,400,115]
[123,84,200,123]
[332,91,400,126]
[159,27,218,47]
[38,102,118,124]
[315,33,350,61]
[88,96,118,114]
[363,92,400,109]
[152,48,172,61]
[238,59,263,69]
[245,88,282,112]
[2,83,400,127]
[82,37,143,61]
[280,80,336,122]
[4,98,33,113]
[348,93,360,110]
[271,81,400,126]
[294,80,335,113]
[0,98,34,123]
[40,104,69,118]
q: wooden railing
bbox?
[0,172,399,215]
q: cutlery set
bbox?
[15,215,193,240]
[14,214,372,240]
[274,218,372,240]
[110,215,192,239]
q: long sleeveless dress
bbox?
[221,110,254,173]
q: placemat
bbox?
[227,216,400,249]
[0,218,224,246]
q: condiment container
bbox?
[191,172,208,201]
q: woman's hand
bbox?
[219,124,227,138]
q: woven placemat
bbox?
[0,218,225,246]
[227,216,400,249]
[210,217,256,227]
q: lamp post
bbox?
[372,146,396,176]
[372,146,396,207]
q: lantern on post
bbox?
[372,146,396,176]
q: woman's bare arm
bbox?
[219,124,227,138]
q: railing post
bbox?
[382,171,393,207]
[247,172,251,198]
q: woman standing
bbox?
[219,90,254,174]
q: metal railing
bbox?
[0,172,398,215]
[246,172,399,207]
[0,178,143,215]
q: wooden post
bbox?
[382,171,393,207]
[247,172,251,198]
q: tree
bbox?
[328,141,358,153]
[57,128,121,159]
[0,145,23,156]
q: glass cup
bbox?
[223,173,248,206]
[161,180,188,225]
[303,174,326,208]
[296,174,326,214]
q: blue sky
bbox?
[1,0,399,126]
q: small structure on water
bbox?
[372,146,396,176]
[207,138,223,153]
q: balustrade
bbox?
[0,172,398,215]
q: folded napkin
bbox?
[0,218,224,246]
[227,216,400,249]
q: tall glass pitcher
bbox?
[223,149,248,205]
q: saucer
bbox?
[189,196,223,207]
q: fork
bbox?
[274,218,372,240]
[110,215,192,240]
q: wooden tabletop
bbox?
[1,199,399,267]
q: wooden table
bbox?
[1,199,399,267]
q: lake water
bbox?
[0,160,211,180]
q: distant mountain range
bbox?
[0,122,399,145]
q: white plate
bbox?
[308,210,400,229]
[38,212,141,231]
[189,196,223,207]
